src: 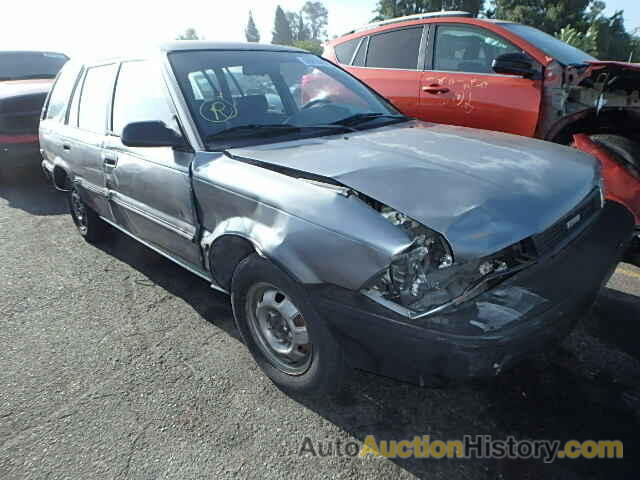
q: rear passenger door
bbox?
[68,63,118,220]
[39,61,83,174]
[419,23,542,136]
[103,60,202,268]
[345,26,425,118]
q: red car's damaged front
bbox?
[542,60,640,261]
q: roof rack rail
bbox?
[342,11,472,36]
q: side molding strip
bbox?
[99,216,229,295]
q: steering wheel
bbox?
[300,98,333,110]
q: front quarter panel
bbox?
[192,153,413,290]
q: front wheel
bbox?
[231,254,348,397]
[68,185,107,243]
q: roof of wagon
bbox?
[161,41,307,53]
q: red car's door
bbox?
[345,26,424,118]
[419,23,542,137]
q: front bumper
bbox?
[312,202,634,384]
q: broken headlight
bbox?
[365,208,535,316]
[366,208,456,311]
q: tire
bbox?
[590,134,640,178]
[231,253,348,397]
[67,185,107,243]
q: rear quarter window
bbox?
[334,38,360,64]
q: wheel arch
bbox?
[52,160,73,191]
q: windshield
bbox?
[500,23,597,65]
[0,52,69,80]
[169,50,404,149]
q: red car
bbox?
[323,12,640,263]
[0,51,68,179]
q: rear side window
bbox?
[44,62,81,122]
[334,38,360,64]
[433,25,522,74]
[112,61,175,136]
[366,27,422,70]
[352,38,368,66]
[78,64,117,133]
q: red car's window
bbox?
[366,27,423,70]
[433,24,522,74]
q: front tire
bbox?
[231,254,347,397]
[68,185,107,243]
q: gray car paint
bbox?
[40,44,601,309]
[226,121,600,260]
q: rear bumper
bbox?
[312,202,634,384]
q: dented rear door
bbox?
[419,23,542,137]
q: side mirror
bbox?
[492,53,537,78]
[121,121,187,148]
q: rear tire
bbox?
[68,185,107,243]
[231,254,348,397]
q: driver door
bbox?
[420,23,542,137]
[103,60,202,268]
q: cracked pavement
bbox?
[1,169,639,479]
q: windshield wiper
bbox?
[332,112,407,127]
[204,123,355,143]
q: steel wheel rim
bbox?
[246,282,312,376]
[71,190,88,235]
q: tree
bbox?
[287,11,310,42]
[556,24,598,56]
[245,11,260,43]
[631,29,640,62]
[372,0,484,21]
[176,28,201,40]
[488,0,590,34]
[302,1,329,41]
[272,5,293,45]
[489,0,635,60]
[293,40,324,55]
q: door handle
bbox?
[62,144,71,151]
[422,85,450,94]
[103,156,118,168]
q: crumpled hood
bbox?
[227,121,600,259]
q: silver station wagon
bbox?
[40,42,634,395]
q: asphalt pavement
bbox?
[1,168,639,479]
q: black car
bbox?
[0,51,68,178]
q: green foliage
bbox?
[372,0,484,21]
[556,24,598,56]
[293,40,324,55]
[631,30,640,62]
[302,1,329,41]
[489,0,590,35]
[245,11,260,43]
[287,11,311,42]
[273,1,328,47]
[272,5,293,45]
[489,0,637,61]
[176,28,201,40]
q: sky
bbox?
[1,0,638,59]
